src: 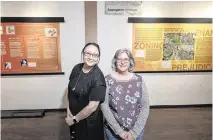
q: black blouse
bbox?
[67,63,106,140]
[68,62,106,114]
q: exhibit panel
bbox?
[129,18,212,73]
[1,17,65,75]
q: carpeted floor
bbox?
[1,107,212,140]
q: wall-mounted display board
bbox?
[128,18,212,73]
[1,17,65,76]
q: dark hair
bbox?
[81,42,101,57]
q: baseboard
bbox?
[45,108,66,112]
[2,104,211,115]
[150,104,212,109]
[44,104,212,112]
[1,109,45,119]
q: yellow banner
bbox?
[132,23,212,72]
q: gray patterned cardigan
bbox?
[101,74,150,140]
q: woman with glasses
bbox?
[101,48,150,140]
[66,43,106,140]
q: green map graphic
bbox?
[163,33,195,60]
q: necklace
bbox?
[72,70,82,91]
[72,66,94,91]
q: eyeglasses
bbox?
[116,58,130,63]
[84,51,99,58]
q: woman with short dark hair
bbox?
[66,43,106,140]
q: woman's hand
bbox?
[67,107,73,118]
[125,132,134,140]
[67,111,73,118]
[119,131,128,140]
[65,116,74,126]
